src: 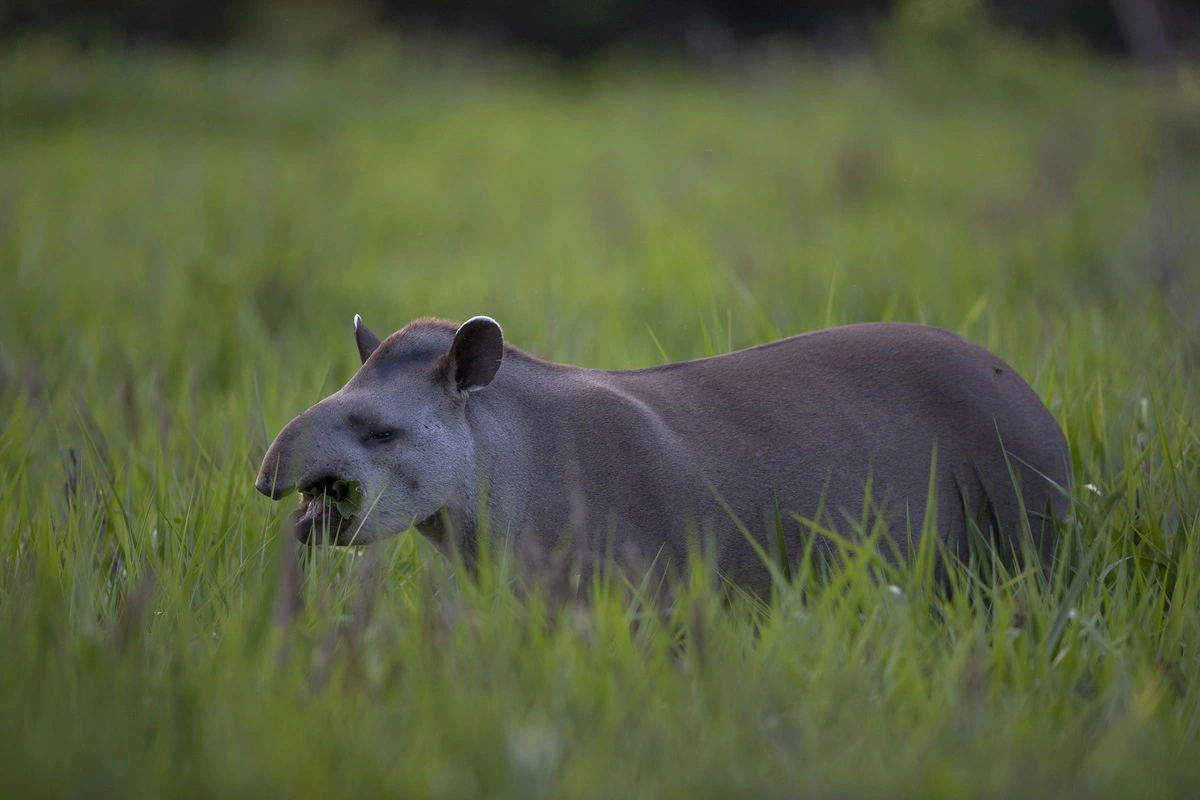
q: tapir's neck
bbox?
[413,436,484,560]
[430,354,568,556]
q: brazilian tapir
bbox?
[255,316,1071,594]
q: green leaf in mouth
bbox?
[329,479,364,517]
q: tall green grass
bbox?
[1,29,1199,798]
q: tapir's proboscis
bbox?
[255,316,1070,596]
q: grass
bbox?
[2,25,1200,798]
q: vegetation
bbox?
[1,29,1199,798]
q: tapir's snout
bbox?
[255,399,360,504]
[254,465,294,500]
[255,449,297,501]
[256,399,368,546]
[255,411,314,500]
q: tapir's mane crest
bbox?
[362,317,540,381]
[376,318,454,358]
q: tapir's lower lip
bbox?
[291,492,355,545]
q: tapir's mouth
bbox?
[289,489,355,544]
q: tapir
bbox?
[255,316,1071,595]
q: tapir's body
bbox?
[256,318,1070,597]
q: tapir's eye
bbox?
[370,431,394,442]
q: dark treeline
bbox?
[2,0,1196,59]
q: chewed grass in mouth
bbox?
[292,479,365,543]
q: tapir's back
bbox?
[606,322,1070,585]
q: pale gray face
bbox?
[255,315,503,546]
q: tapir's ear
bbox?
[354,314,382,364]
[441,316,503,394]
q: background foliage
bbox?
[2,0,1198,58]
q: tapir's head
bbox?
[255,315,503,545]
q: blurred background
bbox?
[2,0,1198,59]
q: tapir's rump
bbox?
[256,317,1071,596]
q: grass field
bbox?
[2,24,1200,798]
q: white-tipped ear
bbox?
[443,316,504,393]
[353,314,383,364]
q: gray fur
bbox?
[256,316,1071,596]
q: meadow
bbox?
[1,24,1200,798]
